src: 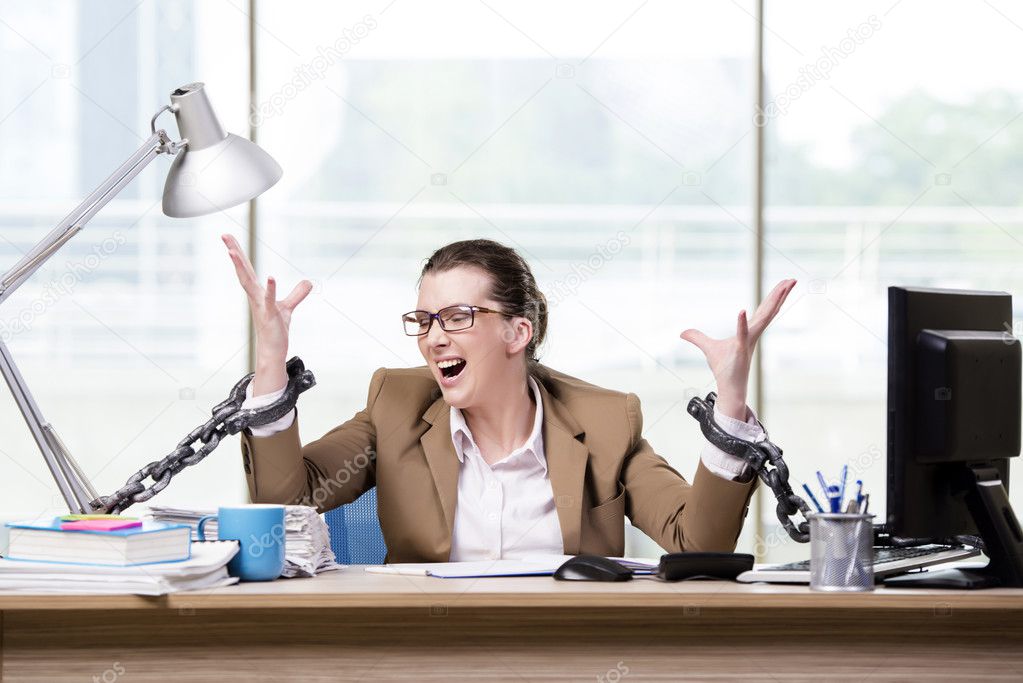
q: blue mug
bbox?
[198,504,285,581]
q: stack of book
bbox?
[0,517,239,595]
[145,504,342,577]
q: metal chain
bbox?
[90,357,316,514]
[687,392,811,543]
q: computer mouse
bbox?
[553,554,633,582]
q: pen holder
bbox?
[808,513,875,592]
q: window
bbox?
[762,0,1023,560]
[0,0,250,515]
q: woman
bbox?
[224,235,796,562]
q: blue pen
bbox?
[826,484,843,513]
[816,470,829,500]
[801,483,825,513]
[855,479,864,507]
[839,465,849,510]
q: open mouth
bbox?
[437,358,466,379]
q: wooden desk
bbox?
[1,568,1022,682]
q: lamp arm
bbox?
[0,130,176,306]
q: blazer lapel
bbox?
[420,396,460,551]
[536,380,589,555]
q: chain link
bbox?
[90,357,316,514]
[687,392,811,543]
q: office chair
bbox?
[324,488,388,565]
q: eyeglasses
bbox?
[402,305,512,336]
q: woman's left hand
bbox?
[680,279,797,421]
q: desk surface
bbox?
[1,564,1022,611]
[4,567,1023,682]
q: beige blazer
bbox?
[240,366,757,563]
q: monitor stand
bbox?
[884,464,1023,589]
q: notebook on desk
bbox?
[5,517,191,566]
[365,555,659,578]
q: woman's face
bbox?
[415,266,530,409]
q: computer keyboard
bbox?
[736,544,981,584]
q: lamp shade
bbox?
[161,83,282,218]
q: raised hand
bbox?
[222,234,312,394]
[680,279,797,421]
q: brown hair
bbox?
[419,239,548,377]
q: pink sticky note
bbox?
[60,519,143,531]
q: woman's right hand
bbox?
[222,234,313,395]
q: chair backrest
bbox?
[324,487,387,565]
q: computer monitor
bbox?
[887,285,1023,588]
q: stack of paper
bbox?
[278,505,341,578]
[0,541,240,595]
[145,505,342,578]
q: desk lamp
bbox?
[0,82,282,513]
